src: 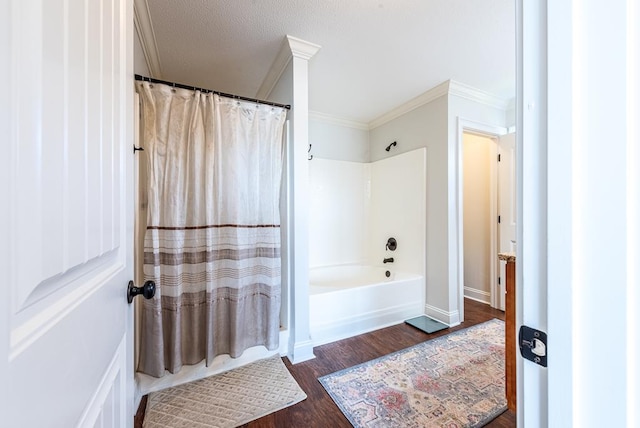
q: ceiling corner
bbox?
[256,35,322,100]
[255,37,292,99]
[133,0,162,78]
[448,80,510,110]
[368,80,450,129]
[309,111,370,131]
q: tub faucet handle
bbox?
[383,257,394,264]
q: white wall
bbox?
[307,117,371,268]
[309,159,370,267]
[369,149,426,275]
[462,133,493,304]
[309,118,369,162]
[309,149,426,277]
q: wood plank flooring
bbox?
[135,298,516,427]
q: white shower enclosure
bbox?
[308,148,427,345]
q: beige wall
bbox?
[462,133,493,303]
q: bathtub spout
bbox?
[383,257,394,264]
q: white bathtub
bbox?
[309,264,425,346]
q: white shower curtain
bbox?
[135,81,286,377]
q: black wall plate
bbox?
[519,325,548,367]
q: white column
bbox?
[286,36,320,364]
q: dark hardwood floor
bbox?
[135,298,516,427]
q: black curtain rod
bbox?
[134,74,291,110]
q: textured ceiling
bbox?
[143,0,515,123]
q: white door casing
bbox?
[497,132,516,311]
[517,0,548,424]
[456,119,507,318]
[4,1,134,427]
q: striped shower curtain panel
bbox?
[136,81,286,377]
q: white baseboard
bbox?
[288,339,316,364]
[463,286,491,304]
[425,304,461,327]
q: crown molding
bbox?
[255,37,292,99]
[369,80,511,130]
[448,80,511,110]
[256,35,321,100]
[286,35,321,60]
[133,0,162,78]
[309,111,370,131]
[368,81,450,129]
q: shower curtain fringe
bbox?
[134,74,291,110]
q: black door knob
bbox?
[386,237,397,251]
[127,280,156,304]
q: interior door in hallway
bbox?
[498,132,516,311]
[2,1,135,427]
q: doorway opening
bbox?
[462,131,499,309]
[456,119,516,321]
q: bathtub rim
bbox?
[308,263,422,295]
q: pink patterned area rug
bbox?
[319,319,506,428]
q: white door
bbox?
[2,1,135,427]
[497,133,516,311]
[518,1,549,425]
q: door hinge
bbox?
[498,215,501,224]
[519,325,547,367]
[498,153,501,162]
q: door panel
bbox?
[498,132,516,311]
[4,0,134,427]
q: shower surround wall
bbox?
[308,149,427,343]
[309,159,370,267]
[309,149,426,272]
